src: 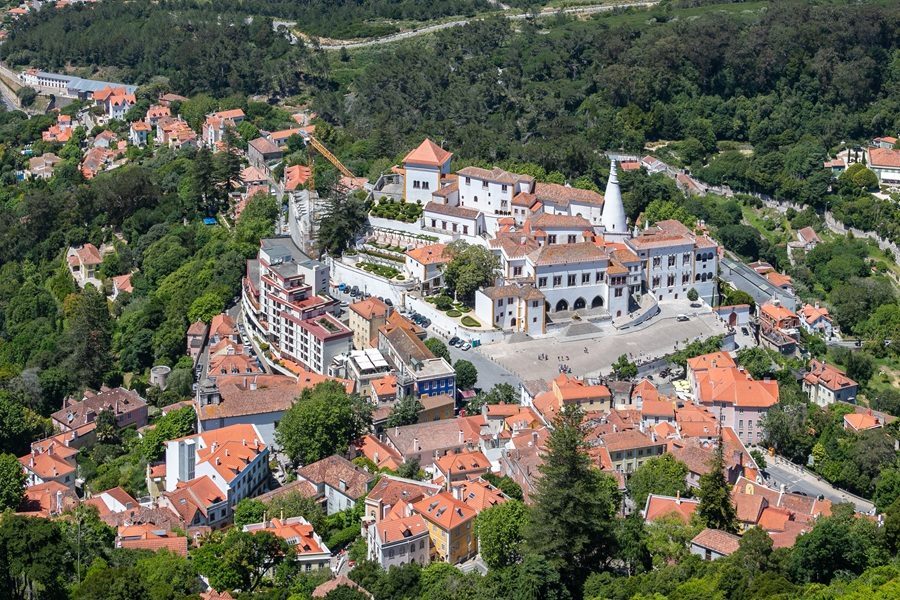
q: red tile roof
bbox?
[406,243,449,265]
[868,146,900,168]
[643,494,699,523]
[691,528,741,555]
[403,139,452,167]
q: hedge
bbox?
[446,310,461,317]
[461,316,480,327]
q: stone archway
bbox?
[555,299,569,312]
[591,295,604,308]
[573,297,586,310]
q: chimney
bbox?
[253,438,259,448]
[249,377,257,391]
[55,490,63,514]
[215,457,221,465]
[675,490,681,504]
[225,449,230,457]
[532,431,538,445]
[212,441,218,452]
[29,455,34,468]
[395,426,400,437]
[458,430,464,444]
[613,424,618,433]
[733,450,742,466]
[413,438,420,452]
[242,439,247,446]
[452,485,462,500]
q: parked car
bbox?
[460,342,471,351]
[421,318,431,328]
[350,286,360,296]
[449,336,460,346]
[384,298,393,307]
[676,314,690,322]
[337,283,347,292]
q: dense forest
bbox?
[0,2,327,97]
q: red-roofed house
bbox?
[243,517,330,570]
[66,243,103,288]
[642,493,699,523]
[405,244,448,294]
[531,374,612,424]
[802,359,857,407]
[692,366,779,445]
[433,450,491,483]
[162,424,269,527]
[402,139,453,204]
[117,524,188,556]
[368,512,431,569]
[844,411,882,432]
[691,528,740,560]
[867,146,900,186]
[412,491,477,564]
[798,303,835,338]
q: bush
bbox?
[435,295,454,311]
[461,316,480,327]
[446,310,461,317]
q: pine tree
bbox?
[525,405,621,594]
[696,437,738,533]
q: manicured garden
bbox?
[360,262,402,279]
[370,198,423,223]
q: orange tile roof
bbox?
[455,478,507,512]
[804,359,856,392]
[766,272,793,288]
[406,243,449,265]
[435,450,490,476]
[120,536,188,556]
[19,451,75,480]
[844,412,881,432]
[413,490,476,531]
[632,379,659,403]
[403,139,452,167]
[641,398,676,418]
[644,494,699,523]
[376,513,429,544]
[313,575,371,599]
[692,528,740,555]
[757,506,792,532]
[18,481,78,517]
[350,297,389,320]
[245,517,327,556]
[695,367,780,408]
[734,492,766,524]
[285,164,312,190]
[760,302,798,324]
[868,146,900,168]
[686,351,735,372]
[370,374,398,398]
[800,303,831,326]
[533,182,604,207]
[598,430,663,452]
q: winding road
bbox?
[299,1,660,50]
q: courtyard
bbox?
[479,300,730,382]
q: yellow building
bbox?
[348,298,389,350]
[412,490,477,564]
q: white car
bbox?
[676,314,690,322]
[461,342,471,351]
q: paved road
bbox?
[312,1,659,50]
[441,334,522,392]
[764,455,875,514]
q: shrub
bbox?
[447,310,461,317]
[435,295,454,310]
[461,316,480,327]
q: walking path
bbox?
[304,1,659,50]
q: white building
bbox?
[162,423,269,527]
[600,161,628,241]
[296,455,375,515]
[401,139,453,204]
[867,146,900,186]
[367,513,431,569]
[243,237,347,374]
[456,166,534,219]
[404,243,449,294]
[626,219,719,304]
[475,283,546,335]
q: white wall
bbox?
[405,165,441,204]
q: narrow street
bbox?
[764,455,875,514]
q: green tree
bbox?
[468,382,518,412]
[687,288,699,302]
[441,241,500,302]
[454,359,477,390]
[790,505,879,584]
[525,405,620,593]
[875,468,900,513]
[696,440,738,533]
[187,291,225,323]
[191,529,289,592]
[276,381,371,465]
[317,193,369,255]
[136,549,201,600]
[627,454,690,509]
[0,514,71,599]
[64,285,113,389]
[386,395,423,428]
[615,513,652,576]
[141,406,195,461]
[0,453,26,510]
[424,338,450,362]
[736,347,775,379]
[234,498,267,529]
[73,566,151,600]
[475,499,529,569]
[612,354,638,379]
[95,407,118,444]
[645,514,702,568]
[60,504,116,582]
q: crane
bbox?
[306,135,354,191]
